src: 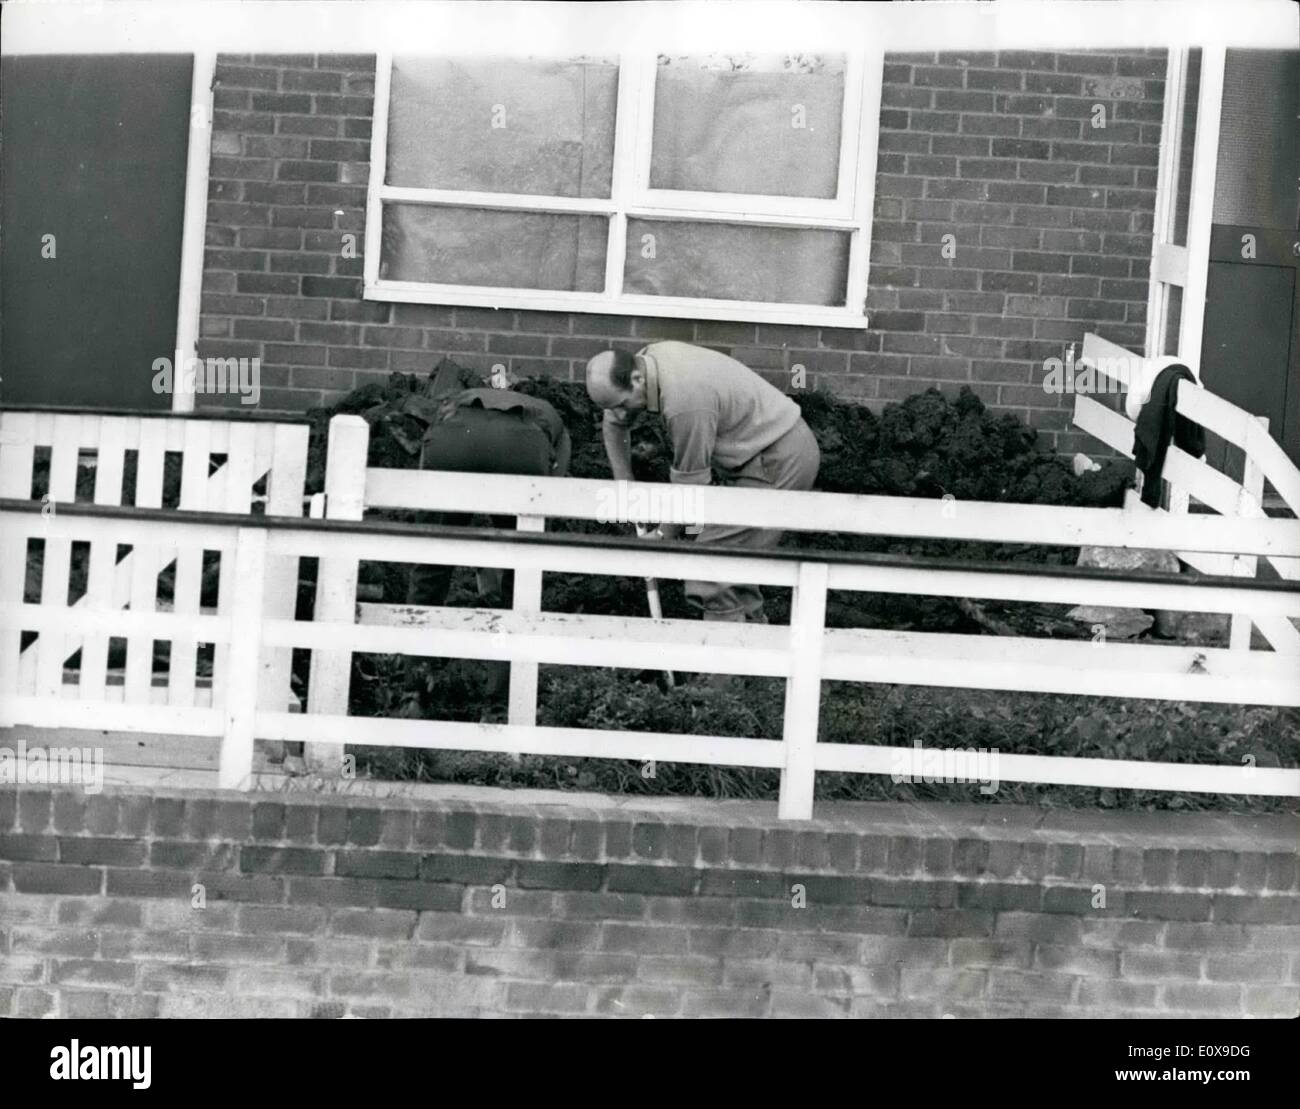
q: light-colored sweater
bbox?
[633,340,802,484]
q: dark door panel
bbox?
[1196,49,1300,477]
[1,55,193,408]
[1201,221,1300,473]
[1200,259,1296,475]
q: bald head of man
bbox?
[585,349,648,420]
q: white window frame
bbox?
[363,50,882,328]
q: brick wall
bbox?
[871,49,1162,456]
[197,50,1165,455]
[1,786,1296,1018]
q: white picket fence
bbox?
[1,335,1299,817]
[0,408,309,720]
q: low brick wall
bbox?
[1,786,1296,1018]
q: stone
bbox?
[1065,605,1154,640]
[1069,538,1176,638]
[1152,610,1231,645]
[1075,545,1181,575]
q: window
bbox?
[366,52,881,326]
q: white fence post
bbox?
[221,526,268,789]
[1229,416,1268,651]
[212,421,256,708]
[779,560,829,820]
[508,514,544,732]
[306,415,369,775]
[256,424,310,748]
[35,414,81,698]
[125,421,168,705]
[0,413,34,701]
[168,420,211,708]
[79,416,128,703]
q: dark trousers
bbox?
[406,513,516,609]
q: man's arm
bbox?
[602,411,635,481]
[666,410,716,487]
[656,409,717,540]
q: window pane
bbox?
[624,219,849,305]
[382,204,608,292]
[1162,283,1184,355]
[387,56,618,198]
[649,53,845,199]
[1170,48,1200,247]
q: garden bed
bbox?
[298,366,1294,814]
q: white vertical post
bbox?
[0,413,35,703]
[846,50,884,319]
[80,416,128,701]
[1146,46,1186,358]
[1177,45,1225,369]
[305,416,369,774]
[603,54,642,300]
[35,414,80,697]
[168,420,211,707]
[221,526,268,789]
[212,421,256,706]
[0,528,23,708]
[778,560,828,821]
[124,420,167,705]
[363,54,390,295]
[172,51,217,414]
[1229,416,1268,651]
[0,411,37,500]
[507,514,544,732]
[258,423,309,716]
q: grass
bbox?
[350,657,1298,814]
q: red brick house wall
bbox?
[197,50,1165,455]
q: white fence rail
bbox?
[2,495,1297,818]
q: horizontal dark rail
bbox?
[3,497,1296,593]
[0,404,313,425]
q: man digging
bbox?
[585,340,820,625]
